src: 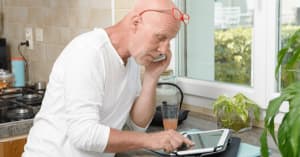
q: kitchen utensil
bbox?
[35,81,46,90]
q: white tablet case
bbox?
[175,129,231,156]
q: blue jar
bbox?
[11,57,25,87]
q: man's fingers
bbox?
[183,136,195,147]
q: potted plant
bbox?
[213,93,260,132]
[260,29,300,157]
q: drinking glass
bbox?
[161,101,180,130]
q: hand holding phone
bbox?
[152,54,166,62]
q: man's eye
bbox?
[157,36,167,41]
[154,34,166,40]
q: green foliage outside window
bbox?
[279,25,300,88]
[214,26,300,87]
[214,27,252,86]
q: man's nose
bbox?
[158,41,170,53]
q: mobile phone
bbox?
[152,54,166,62]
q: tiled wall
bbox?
[1,0,112,83]
[114,0,136,22]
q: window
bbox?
[177,0,253,86]
[279,0,300,89]
[174,0,279,109]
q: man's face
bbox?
[129,11,180,66]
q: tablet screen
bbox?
[179,130,225,151]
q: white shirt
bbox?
[23,28,144,157]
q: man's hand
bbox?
[130,49,172,128]
[143,130,194,153]
[144,49,172,81]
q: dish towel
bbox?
[237,143,261,157]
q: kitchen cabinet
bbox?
[0,135,27,157]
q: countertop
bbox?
[0,112,281,156]
[0,119,32,140]
[116,112,281,157]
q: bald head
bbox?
[105,0,183,65]
[133,0,176,12]
[130,0,181,32]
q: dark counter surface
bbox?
[0,112,281,156]
[116,112,281,157]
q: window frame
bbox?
[173,0,289,112]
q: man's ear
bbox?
[130,15,142,33]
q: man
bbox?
[22,0,192,157]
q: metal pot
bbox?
[35,81,46,90]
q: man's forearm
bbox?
[105,128,148,152]
[130,75,158,127]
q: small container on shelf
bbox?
[0,69,14,90]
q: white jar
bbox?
[156,69,181,107]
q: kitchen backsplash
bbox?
[0,0,138,83]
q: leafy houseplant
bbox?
[260,29,300,157]
[213,93,260,132]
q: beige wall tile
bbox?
[45,44,65,63]
[3,7,28,23]
[4,0,49,8]
[70,28,90,38]
[114,0,135,23]
[28,60,51,82]
[27,0,50,8]
[3,23,24,40]
[128,0,137,8]
[46,8,70,27]
[2,0,112,83]
[68,8,91,28]
[48,0,70,8]
[88,9,112,28]
[44,27,62,44]
[88,0,111,9]
[115,9,130,23]
[115,0,136,10]
[58,27,73,45]
[69,0,111,9]
[3,0,15,7]
[68,8,111,28]
[27,8,47,26]
[27,43,46,62]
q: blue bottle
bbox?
[11,57,25,87]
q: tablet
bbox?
[175,129,231,156]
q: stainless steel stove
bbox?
[0,88,44,124]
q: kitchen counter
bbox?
[0,119,32,140]
[116,112,281,157]
[0,112,281,156]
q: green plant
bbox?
[213,93,260,132]
[260,29,300,157]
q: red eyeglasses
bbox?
[138,7,190,24]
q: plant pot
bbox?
[216,109,254,133]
